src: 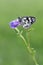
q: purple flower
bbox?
[10,19,20,28]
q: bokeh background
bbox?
[0,0,43,65]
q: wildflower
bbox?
[10,19,20,28]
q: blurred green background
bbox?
[0,0,43,65]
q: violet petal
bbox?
[10,19,20,28]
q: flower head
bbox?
[10,19,20,28]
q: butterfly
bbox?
[18,16,36,29]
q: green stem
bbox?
[15,28,39,65]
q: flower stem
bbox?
[15,28,39,65]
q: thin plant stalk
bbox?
[15,28,39,65]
